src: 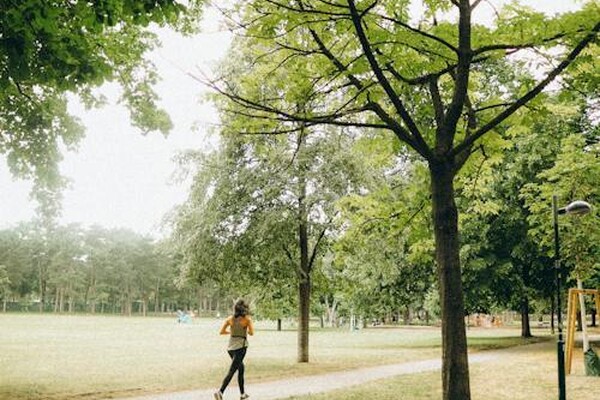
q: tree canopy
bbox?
[203,1,599,398]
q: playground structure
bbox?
[565,288,600,374]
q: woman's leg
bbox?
[237,356,245,394]
[219,348,247,393]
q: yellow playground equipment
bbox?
[565,288,600,374]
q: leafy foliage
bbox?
[206,2,598,396]
[0,0,204,216]
[172,124,370,317]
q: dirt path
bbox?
[118,351,502,400]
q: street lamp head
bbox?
[559,200,592,216]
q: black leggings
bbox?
[219,347,247,394]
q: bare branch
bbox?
[264,0,350,17]
[372,35,457,63]
[471,0,483,9]
[215,89,390,132]
[11,79,35,103]
[376,15,459,54]
[473,31,574,56]
[315,0,348,8]
[474,102,513,113]
[360,1,379,18]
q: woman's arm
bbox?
[247,317,255,336]
[219,317,231,335]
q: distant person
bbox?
[214,299,254,400]
[176,309,191,324]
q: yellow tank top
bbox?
[228,316,249,350]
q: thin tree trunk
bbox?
[430,161,470,400]
[324,297,338,328]
[142,298,147,317]
[550,294,556,334]
[38,258,47,313]
[59,288,64,313]
[297,146,310,363]
[298,277,310,362]
[521,296,532,338]
[154,281,160,313]
[89,268,96,314]
[54,287,59,313]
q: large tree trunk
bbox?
[430,162,470,400]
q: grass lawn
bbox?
[283,330,600,400]
[0,313,559,400]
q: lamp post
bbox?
[552,195,591,400]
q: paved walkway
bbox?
[119,352,499,400]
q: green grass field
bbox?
[1,313,594,400]
[283,338,600,400]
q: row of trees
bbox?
[0,223,224,315]
[171,91,600,332]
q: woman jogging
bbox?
[214,299,254,400]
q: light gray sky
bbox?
[0,7,231,237]
[0,1,584,237]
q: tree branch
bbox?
[307,219,332,272]
[220,100,390,131]
[429,77,445,127]
[305,25,427,155]
[376,15,458,54]
[451,21,600,158]
[441,0,473,153]
[474,102,514,113]
[264,0,350,17]
[473,30,575,57]
[347,0,431,159]
[471,0,483,9]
